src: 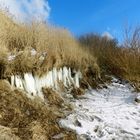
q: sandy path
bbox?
[60,78,140,140]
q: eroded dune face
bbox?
[10,67,82,100]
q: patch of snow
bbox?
[39,52,47,61]
[31,49,37,56]
[60,78,140,140]
[136,95,140,101]
[8,55,16,61]
[135,95,140,103]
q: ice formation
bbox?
[10,67,82,99]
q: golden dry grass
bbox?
[79,33,140,90]
[0,10,100,80]
[0,80,77,140]
[42,88,64,107]
[0,46,8,78]
[0,125,21,140]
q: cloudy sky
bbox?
[0,0,50,21]
[0,0,140,41]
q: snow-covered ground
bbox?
[60,78,140,140]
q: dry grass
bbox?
[0,80,77,139]
[70,87,85,98]
[42,88,64,107]
[0,46,8,79]
[0,10,100,80]
[0,125,20,140]
[79,33,140,90]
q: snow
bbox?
[31,49,37,56]
[7,49,46,61]
[10,67,82,100]
[60,78,140,140]
[136,95,140,101]
[8,55,16,61]
[135,95,140,103]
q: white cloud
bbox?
[0,0,50,22]
[102,31,113,40]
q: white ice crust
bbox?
[60,78,140,140]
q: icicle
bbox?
[44,73,50,87]
[33,76,44,100]
[11,75,15,87]
[34,76,40,94]
[52,68,58,89]
[63,67,68,87]
[48,71,54,87]
[68,67,74,86]
[74,71,82,88]
[10,67,82,100]
[58,68,63,81]
[15,75,24,90]
[23,73,37,96]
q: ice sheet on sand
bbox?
[60,78,140,140]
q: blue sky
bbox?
[0,0,140,42]
[49,0,140,41]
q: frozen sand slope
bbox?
[60,78,140,140]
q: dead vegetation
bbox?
[0,10,100,80]
[0,80,77,140]
[70,87,85,98]
[0,125,20,140]
[0,46,8,79]
[79,32,140,90]
[42,88,64,107]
